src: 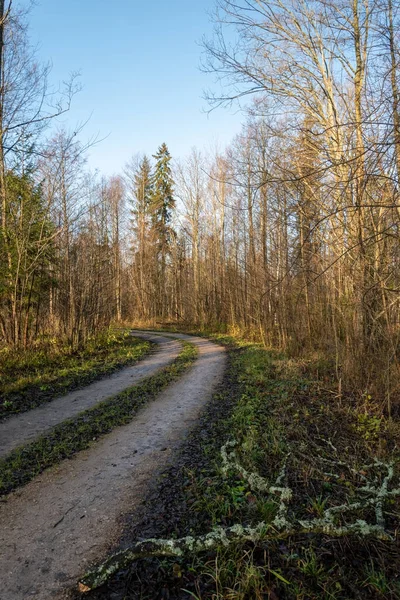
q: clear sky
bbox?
[26,0,243,175]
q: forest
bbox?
[2,0,400,410]
[1,0,400,599]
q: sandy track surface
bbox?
[0,333,226,600]
[0,333,181,458]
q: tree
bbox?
[0,170,55,346]
[150,143,176,318]
[199,0,400,405]
[0,2,77,346]
[125,155,153,319]
[175,148,206,322]
[39,129,89,347]
[110,176,125,322]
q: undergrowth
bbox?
[190,337,400,600]
[90,332,400,600]
[0,329,153,420]
[0,342,197,496]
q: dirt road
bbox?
[0,333,226,600]
[0,333,181,458]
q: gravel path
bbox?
[0,333,226,600]
[0,333,181,458]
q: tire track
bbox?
[0,333,226,600]
[0,334,181,458]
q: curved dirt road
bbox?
[0,333,226,600]
[0,333,181,458]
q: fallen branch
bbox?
[78,439,399,593]
[78,517,393,593]
[78,522,268,592]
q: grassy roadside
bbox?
[0,330,153,420]
[87,333,400,600]
[0,343,197,496]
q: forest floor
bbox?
[79,330,400,600]
[0,332,226,600]
[1,329,399,600]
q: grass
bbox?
[0,329,153,420]
[102,330,400,600]
[0,342,197,496]
[186,336,400,599]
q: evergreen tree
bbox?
[150,143,175,241]
[150,143,176,317]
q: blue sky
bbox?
[27,0,243,175]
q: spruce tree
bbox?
[150,143,175,317]
[150,143,175,241]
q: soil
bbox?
[0,333,181,458]
[0,333,226,600]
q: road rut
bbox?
[0,333,226,600]
[0,333,181,458]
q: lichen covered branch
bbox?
[78,522,269,592]
[78,439,399,593]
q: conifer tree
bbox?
[150,143,175,242]
[150,143,175,317]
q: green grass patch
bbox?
[0,330,153,419]
[0,342,197,496]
